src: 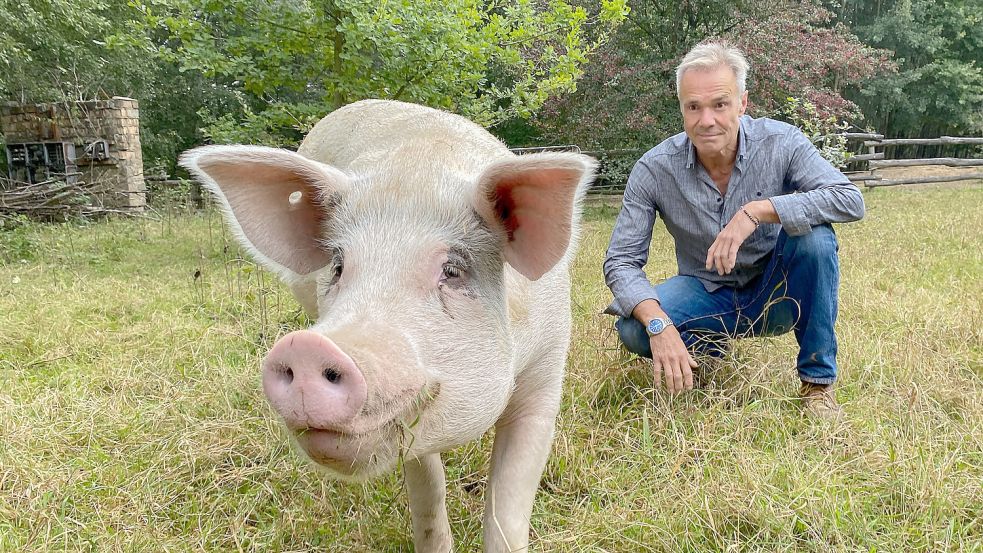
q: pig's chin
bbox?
[292,425,401,480]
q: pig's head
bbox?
[180,145,594,480]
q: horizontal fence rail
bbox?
[846,134,983,188]
[863,136,983,147]
[868,158,983,168]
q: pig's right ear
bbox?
[179,145,348,278]
[475,152,596,281]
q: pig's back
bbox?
[298,100,511,177]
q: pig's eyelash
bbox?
[445,245,474,271]
[315,236,344,253]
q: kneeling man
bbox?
[603,41,865,418]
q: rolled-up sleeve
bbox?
[602,162,660,318]
[770,129,866,236]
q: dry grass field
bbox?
[1,182,981,551]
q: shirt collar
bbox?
[735,115,749,171]
[684,115,750,170]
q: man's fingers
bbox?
[657,357,674,393]
[667,362,683,394]
[725,242,740,274]
[705,242,718,271]
[652,336,696,394]
[714,249,727,275]
[682,364,694,390]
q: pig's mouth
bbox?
[293,422,399,478]
[290,383,441,478]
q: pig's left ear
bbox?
[475,152,596,281]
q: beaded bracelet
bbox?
[741,206,760,227]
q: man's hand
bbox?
[650,326,697,394]
[706,207,758,276]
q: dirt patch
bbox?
[875,165,982,179]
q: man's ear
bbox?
[474,152,596,281]
[179,145,349,278]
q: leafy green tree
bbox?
[729,2,895,122]
[830,0,983,141]
[531,0,759,150]
[533,0,892,152]
[134,0,628,146]
[0,0,144,101]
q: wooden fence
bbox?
[554,133,983,195]
[841,133,983,187]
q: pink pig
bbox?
[181,100,595,552]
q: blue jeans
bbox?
[615,225,840,384]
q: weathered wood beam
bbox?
[842,132,884,140]
[848,152,885,162]
[864,136,983,147]
[869,158,983,168]
[846,174,882,182]
[866,172,983,187]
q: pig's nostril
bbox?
[323,366,342,384]
[272,363,294,384]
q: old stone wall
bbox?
[0,97,145,209]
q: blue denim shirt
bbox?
[603,116,865,318]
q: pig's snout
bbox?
[261,330,367,431]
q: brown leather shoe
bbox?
[799,382,843,419]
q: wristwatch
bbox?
[645,316,674,337]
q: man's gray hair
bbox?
[675,40,749,97]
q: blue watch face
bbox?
[648,318,666,334]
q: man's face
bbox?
[679,65,748,159]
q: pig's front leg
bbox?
[483,370,562,552]
[405,452,453,552]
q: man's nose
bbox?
[699,108,715,127]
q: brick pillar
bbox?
[0,97,147,211]
[106,97,146,210]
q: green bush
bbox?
[0,215,40,262]
[776,97,854,168]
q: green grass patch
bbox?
[2,185,982,551]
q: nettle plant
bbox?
[778,96,853,169]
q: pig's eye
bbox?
[442,264,460,279]
[439,262,467,287]
[328,251,344,286]
[330,264,343,285]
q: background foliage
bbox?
[128,0,629,155]
[0,0,980,173]
[529,0,898,151]
[831,0,983,143]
